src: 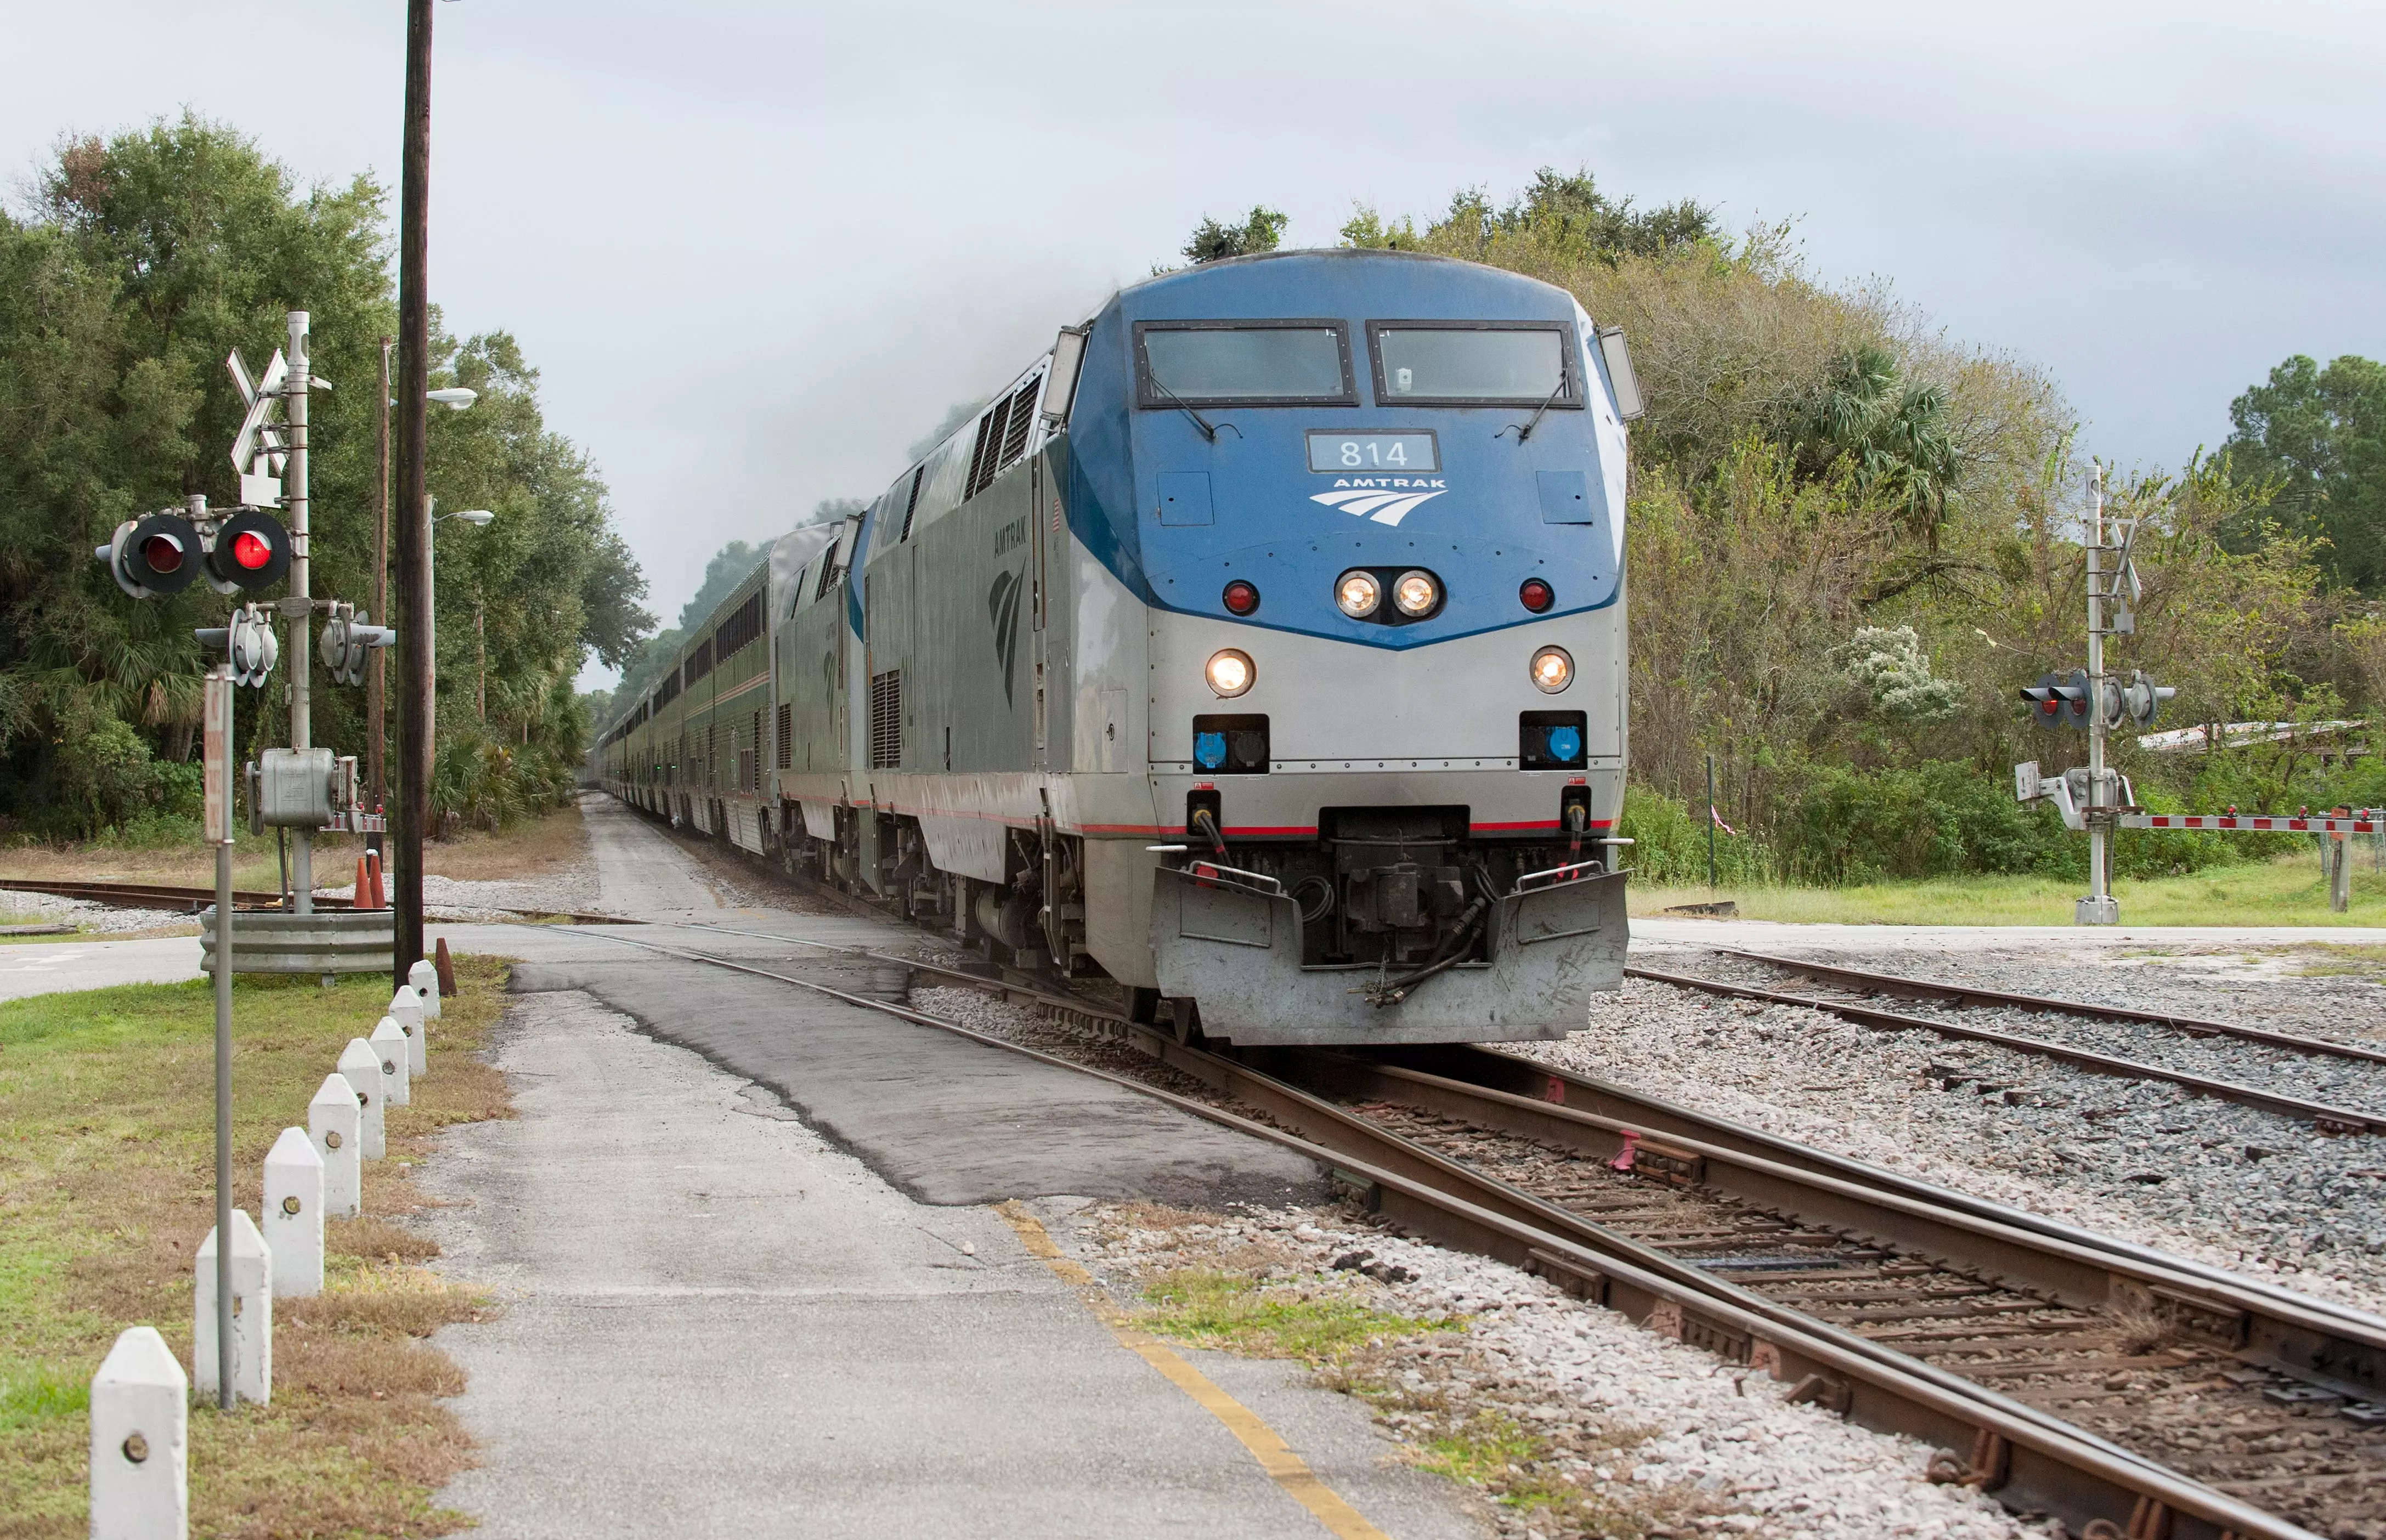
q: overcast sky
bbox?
[9,2,2381,688]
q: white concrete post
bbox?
[388,986,427,1079]
[263,1128,325,1298]
[193,1210,271,1406]
[408,958,442,1021]
[90,1326,187,1539]
[370,1016,412,1108]
[338,1039,387,1160]
[309,1073,362,1218]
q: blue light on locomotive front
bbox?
[1060,249,1624,651]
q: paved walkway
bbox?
[421,976,1476,1538]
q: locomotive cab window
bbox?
[1134,320,1357,409]
[1368,321,1578,407]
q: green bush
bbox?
[1617,784,1779,886]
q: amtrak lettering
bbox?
[993,516,1028,557]
[1309,478,1449,527]
[986,568,1025,706]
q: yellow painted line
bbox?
[995,1202,1392,1540]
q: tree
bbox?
[0,115,649,835]
[1182,206,1288,264]
[1791,343,1964,543]
[1347,168,1716,267]
[2223,353,2386,593]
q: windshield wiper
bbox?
[1147,374,1236,442]
[1499,377,1569,443]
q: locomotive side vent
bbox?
[966,399,1011,501]
[869,669,902,769]
[775,703,793,769]
[999,377,1041,465]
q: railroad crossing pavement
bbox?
[420,981,1480,1538]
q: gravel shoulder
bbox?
[1523,945,2386,1321]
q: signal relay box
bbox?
[247,749,358,831]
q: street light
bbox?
[371,376,481,859]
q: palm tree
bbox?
[1796,344,1963,542]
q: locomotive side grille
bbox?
[869,669,902,769]
[966,396,1013,500]
[900,465,926,542]
[998,377,1039,464]
[774,703,792,769]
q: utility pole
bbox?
[2078,466,2118,925]
[284,311,314,915]
[394,0,436,988]
[367,336,392,858]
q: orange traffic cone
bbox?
[354,856,370,911]
[366,850,386,910]
[433,937,455,997]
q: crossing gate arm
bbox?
[2122,813,2381,835]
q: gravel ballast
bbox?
[1524,949,2386,1320]
[1056,1202,2054,1538]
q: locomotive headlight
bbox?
[1393,569,1439,617]
[1530,645,1574,694]
[1335,570,1381,618]
[1206,649,1255,698]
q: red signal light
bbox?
[232,530,273,570]
[1222,580,1259,616]
[1519,578,1554,613]
[142,534,185,574]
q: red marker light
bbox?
[1519,578,1554,613]
[232,530,273,570]
[1222,580,1259,616]
[142,534,185,574]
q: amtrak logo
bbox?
[1310,477,1448,527]
[986,568,1025,705]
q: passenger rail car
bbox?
[593,249,1641,1045]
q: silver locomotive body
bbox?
[596,250,1636,1045]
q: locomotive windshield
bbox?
[1371,323,1575,406]
[1135,321,1355,407]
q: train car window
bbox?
[1134,320,1356,408]
[1366,321,1578,407]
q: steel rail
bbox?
[1715,947,2386,1069]
[1629,963,2386,1135]
[668,914,2386,1361]
[0,875,627,924]
[664,916,2386,1346]
[1428,1043,2386,1345]
[1297,1048,2386,1402]
[558,920,2320,1540]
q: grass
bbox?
[1134,1268,1456,1363]
[0,801,588,895]
[0,957,513,1539]
[1632,849,2386,927]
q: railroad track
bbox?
[1627,950,2386,1136]
[0,875,627,925]
[560,911,2385,1539]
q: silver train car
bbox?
[593,249,1639,1046]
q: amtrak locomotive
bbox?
[593,248,1641,1045]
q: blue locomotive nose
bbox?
[1194,731,1229,770]
[1545,724,1582,763]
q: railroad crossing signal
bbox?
[203,510,292,593]
[194,604,279,687]
[98,511,206,599]
[2019,669,2092,731]
[98,505,291,601]
[319,603,394,687]
[2115,669,2174,729]
[227,348,291,507]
